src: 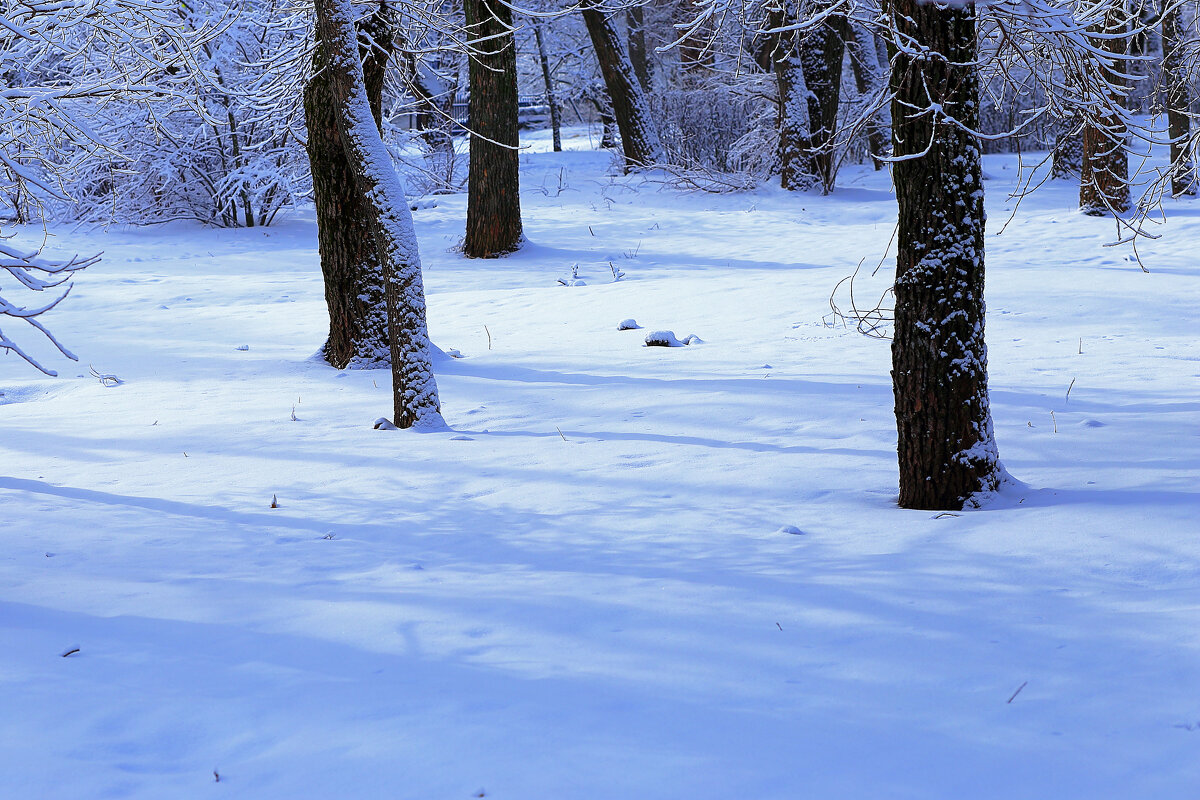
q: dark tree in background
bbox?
[799,6,845,192]
[582,0,663,171]
[532,18,563,153]
[1079,8,1131,215]
[462,0,523,257]
[304,0,393,368]
[887,0,1003,509]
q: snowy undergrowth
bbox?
[1,127,1198,799]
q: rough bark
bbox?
[1080,9,1131,215]
[887,0,1002,509]
[312,0,443,429]
[304,1,393,369]
[1161,1,1196,196]
[463,0,523,257]
[533,19,562,153]
[775,49,814,190]
[582,0,664,171]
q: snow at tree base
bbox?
[2,127,1198,798]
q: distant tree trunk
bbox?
[312,0,443,429]
[590,96,619,149]
[1161,1,1196,196]
[888,0,1003,509]
[769,2,815,190]
[1080,9,1131,215]
[582,0,664,170]
[1050,118,1083,179]
[304,1,393,368]
[627,5,653,94]
[463,0,523,257]
[775,48,814,190]
[532,19,562,152]
[842,20,889,169]
[800,9,846,192]
[398,45,455,157]
[676,0,714,79]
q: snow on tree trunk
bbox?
[533,20,562,154]
[304,3,393,369]
[1079,8,1131,215]
[462,0,523,257]
[843,20,890,170]
[775,50,815,191]
[1161,1,1196,197]
[311,0,443,430]
[800,10,846,192]
[888,0,1003,510]
[581,0,664,172]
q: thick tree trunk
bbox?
[842,20,890,170]
[532,19,562,153]
[312,0,443,429]
[800,11,846,192]
[582,0,664,171]
[304,2,393,368]
[1161,2,1196,197]
[888,0,1002,510]
[1080,10,1131,215]
[463,0,523,257]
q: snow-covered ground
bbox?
[3,127,1198,798]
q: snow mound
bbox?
[618,319,641,330]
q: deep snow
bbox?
[2,127,1198,799]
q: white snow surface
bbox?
[2,127,1199,798]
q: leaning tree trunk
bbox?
[463,0,523,257]
[1161,0,1196,197]
[304,2,393,368]
[581,0,663,171]
[532,19,562,153]
[800,10,846,192]
[888,0,1003,510]
[312,0,443,429]
[1080,9,1131,215]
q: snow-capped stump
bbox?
[645,330,685,347]
[618,318,640,331]
[645,330,701,347]
[373,417,399,430]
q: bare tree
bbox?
[581,0,664,171]
[1079,6,1132,215]
[1161,0,1196,196]
[312,0,443,429]
[305,0,395,368]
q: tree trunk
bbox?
[1080,9,1131,215]
[463,0,523,257]
[1161,1,1196,197]
[627,5,653,94]
[800,11,846,192]
[842,20,889,170]
[304,1,393,368]
[775,49,814,190]
[311,0,443,429]
[533,19,562,153]
[582,0,664,171]
[1050,119,1083,179]
[888,0,1003,510]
